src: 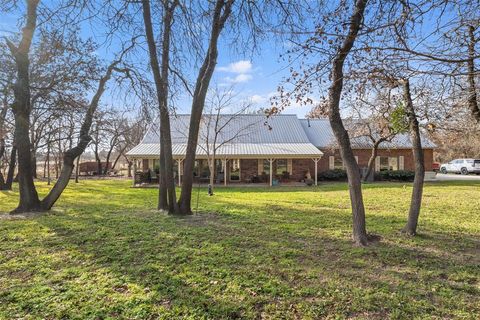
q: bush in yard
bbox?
[318,169,348,181]
[376,170,415,182]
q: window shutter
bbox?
[375,157,380,172]
[258,159,263,175]
[329,156,335,170]
[399,156,404,170]
[355,156,359,164]
[287,159,293,174]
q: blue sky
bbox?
[0,6,314,118]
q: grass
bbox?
[0,180,479,319]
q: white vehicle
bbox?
[440,159,480,175]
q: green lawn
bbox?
[0,180,479,319]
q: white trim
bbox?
[287,159,293,175]
[375,157,381,172]
[230,159,241,182]
[329,156,335,170]
[258,159,263,175]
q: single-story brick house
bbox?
[126,114,435,186]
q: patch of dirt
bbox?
[174,212,223,227]
[0,209,62,220]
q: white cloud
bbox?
[223,73,253,84]
[250,94,266,104]
[218,60,253,74]
[233,74,252,83]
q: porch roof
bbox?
[126,143,323,159]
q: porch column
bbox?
[312,158,320,186]
[222,158,228,186]
[177,159,183,186]
[268,159,274,187]
[132,158,137,186]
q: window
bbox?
[379,156,398,171]
[276,159,287,174]
[389,157,398,171]
[230,159,240,181]
[334,157,343,169]
[193,160,208,177]
[263,160,270,173]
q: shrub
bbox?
[376,170,415,182]
[318,169,348,181]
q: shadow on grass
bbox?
[30,200,480,318]
[1,180,479,318]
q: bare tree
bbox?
[141,0,179,213]
[178,0,234,214]
[197,87,255,194]
[5,0,42,212]
[400,78,425,235]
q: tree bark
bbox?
[0,100,8,188]
[2,146,17,190]
[178,0,234,214]
[141,0,179,213]
[402,79,425,236]
[467,25,479,122]
[75,155,80,183]
[327,0,369,246]
[363,139,386,182]
[6,0,41,213]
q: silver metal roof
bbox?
[299,119,436,149]
[141,114,312,144]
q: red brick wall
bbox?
[240,159,258,181]
[319,148,434,171]
[140,149,434,183]
[292,159,315,181]
[142,159,149,171]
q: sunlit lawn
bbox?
[0,179,479,319]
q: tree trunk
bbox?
[326,0,369,246]
[467,25,480,122]
[0,138,5,188]
[141,0,179,213]
[363,140,384,182]
[94,147,102,176]
[208,153,216,195]
[103,146,114,175]
[3,146,16,190]
[6,0,41,213]
[0,106,6,188]
[46,142,51,185]
[179,0,234,214]
[127,159,132,178]
[402,79,425,236]
[158,141,168,210]
[111,148,125,171]
[31,151,37,178]
[75,155,80,183]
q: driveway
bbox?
[432,173,480,181]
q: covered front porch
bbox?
[131,157,323,187]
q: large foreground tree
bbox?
[178,0,234,214]
[5,0,134,213]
